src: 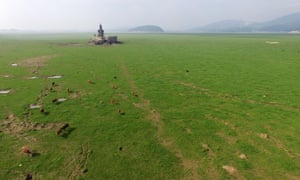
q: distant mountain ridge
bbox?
[192,12,300,33]
[129,25,164,33]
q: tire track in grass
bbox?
[67,143,91,180]
[120,64,199,180]
[177,81,300,112]
[179,81,300,157]
[179,81,300,178]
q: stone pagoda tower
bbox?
[98,24,104,38]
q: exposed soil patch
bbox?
[0,113,67,138]
[17,55,57,74]
[116,92,128,101]
[19,55,56,67]
[69,91,83,99]
[133,100,150,109]
[206,114,236,130]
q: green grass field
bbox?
[0,33,300,179]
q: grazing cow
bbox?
[21,146,32,156]
[88,80,93,84]
[67,88,71,93]
[52,98,58,103]
[110,99,115,104]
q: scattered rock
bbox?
[184,128,192,134]
[201,144,210,152]
[259,133,269,139]
[239,153,247,160]
[222,165,237,175]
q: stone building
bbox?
[89,24,120,45]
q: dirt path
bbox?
[120,64,199,179]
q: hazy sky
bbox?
[1,0,300,31]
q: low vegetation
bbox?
[0,33,300,179]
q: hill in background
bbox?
[129,25,164,33]
[191,12,300,33]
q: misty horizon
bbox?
[1,0,300,32]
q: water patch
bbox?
[0,89,10,94]
[48,75,62,79]
[57,98,67,102]
[266,41,280,45]
[2,75,11,78]
[30,104,41,109]
[27,76,39,79]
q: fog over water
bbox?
[1,0,300,31]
